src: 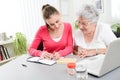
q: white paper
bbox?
[38,59,56,65]
[27,57,40,61]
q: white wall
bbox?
[21,0,60,43]
[102,0,120,24]
[60,0,120,25]
[0,0,120,43]
[0,0,60,42]
[0,0,23,37]
[60,0,95,24]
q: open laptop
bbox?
[77,38,120,77]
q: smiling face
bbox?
[77,17,96,33]
[45,14,62,31]
[42,4,62,31]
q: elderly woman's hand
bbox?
[77,49,87,58]
[78,49,97,58]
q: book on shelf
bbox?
[0,45,10,60]
[0,49,3,61]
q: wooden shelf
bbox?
[0,57,16,66]
[0,39,13,45]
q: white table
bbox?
[0,54,120,80]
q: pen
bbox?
[21,64,27,67]
[38,57,42,61]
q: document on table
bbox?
[27,57,56,66]
[57,57,76,64]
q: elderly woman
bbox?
[73,5,117,58]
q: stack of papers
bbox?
[27,57,56,66]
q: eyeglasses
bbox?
[76,20,91,26]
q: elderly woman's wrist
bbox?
[96,48,99,55]
[87,49,97,56]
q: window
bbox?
[111,0,120,19]
[94,0,104,13]
[21,0,60,42]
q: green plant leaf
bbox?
[117,27,120,33]
[111,23,120,32]
[13,32,27,55]
[74,21,79,29]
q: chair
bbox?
[113,31,120,37]
[37,42,43,51]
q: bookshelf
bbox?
[0,39,14,61]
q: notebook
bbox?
[76,38,120,77]
[27,57,56,66]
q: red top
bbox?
[28,23,73,57]
[67,62,76,68]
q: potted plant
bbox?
[111,23,120,37]
[13,32,27,56]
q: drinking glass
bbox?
[75,62,88,80]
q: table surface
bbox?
[0,54,120,80]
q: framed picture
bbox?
[94,0,104,13]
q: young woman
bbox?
[28,4,73,60]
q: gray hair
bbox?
[77,5,99,23]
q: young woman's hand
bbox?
[53,52,61,60]
[41,51,53,60]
